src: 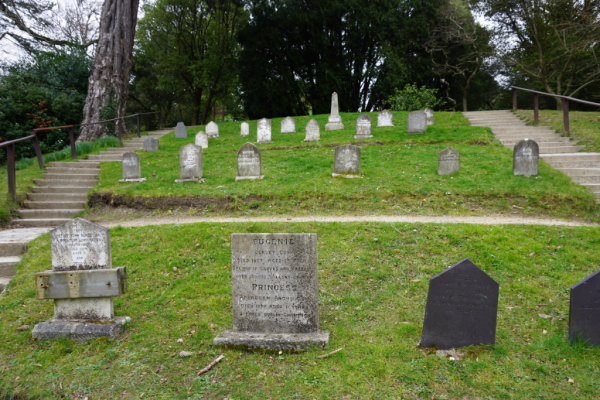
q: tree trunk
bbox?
[462,89,468,112]
[78,0,140,141]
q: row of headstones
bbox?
[124,138,540,182]
[31,221,600,351]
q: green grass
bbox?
[88,111,600,221]
[2,222,600,398]
[515,110,600,152]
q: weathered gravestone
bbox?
[32,218,129,342]
[304,119,320,142]
[214,233,329,350]
[120,152,146,182]
[513,139,539,177]
[438,147,460,175]
[236,143,264,181]
[407,111,427,134]
[569,269,600,345]
[175,144,204,182]
[143,137,159,152]
[421,258,499,349]
[281,117,296,133]
[206,121,219,138]
[377,110,394,127]
[241,122,250,137]
[325,92,344,131]
[424,108,434,125]
[195,131,208,149]
[175,121,187,139]
[257,118,272,143]
[332,144,361,178]
[354,115,373,139]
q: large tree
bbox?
[78,0,140,141]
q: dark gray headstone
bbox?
[421,258,499,349]
[236,143,263,180]
[176,144,203,182]
[513,139,539,177]
[407,111,427,134]
[121,152,141,180]
[333,144,361,177]
[175,122,187,138]
[438,147,460,175]
[214,233,328,350]
[304,119,320,142]
[143,137,159,152]
[569,269,600,345]
[377,110,393,127]
[354,114,373,139]
[281,117,296,133]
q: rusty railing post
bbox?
[533,93,539,125]
[6,143,16,201]
[563,98,570,136]
[68,126,77,159]
[117,120,123,146]
[512,88,517,110]
[158,112,162,130]
[137,115,141,138]
[30,131,44,169]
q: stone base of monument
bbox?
[325,123,344,131]
[332,173,361,179]
[214,331,329,351]
[119,178,147,183]
[354,134,373,140]
[235,175,264,181]
[32,316,131,342]
[175,178,205,183]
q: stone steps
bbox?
[34,179,98,187]
[27,193,88,201]
[23,201,86,210]
[18,209,81,219]
[0,228,50,294]
[0,256,21,278]
[541,153,600,162]
[17,219,72,227]
[87,154,124,161]
[47,161,100,169]
[43,173,99,180]
[46,167,101,174]
[32,186,93,194]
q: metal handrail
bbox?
[511,86,600,135]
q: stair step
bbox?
[582,184,600,193]
[48,161,100,168]
[0,277,10,293]
[0,242,27,257]
[34,179,98,187]
[43,173,99,180]
[570,176,600,184]
[46,167,100,174]
[23,201,86,210]
[0,256,21,278]
[16,218,73,227]
[498,137,568,144]
[539,146,585,153]
[18,209,82,219]
[554,168,600,176]
[27,193,88,201]
[87,155,123,161]
[544,161,600,169]
[32,186,92,194]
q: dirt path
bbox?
[99,214,598,228]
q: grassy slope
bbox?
[88,111,599,221]
[1,222,600,399]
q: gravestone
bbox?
[424,108,434,125]
[513,139,539,177]
[143,137,159,152]
[195,131,208,149]
[377,110,394,127]
[120,152,146,182]
[333,144,361,178]
[354,114,373,139]
[569,269,600,345]
[421,258,499,349]
[32,218,130,342]
[325,92,344,131]
[407,111,427,134]
[175,144,204,182]
[241,122,250,137]
[438,147,460,175]
[175,121,187,139]
[257,118,272,144]
[214,233,328,350]
[236,143,264,180]
[281,117,296,133]
[206,121,219,138]
[304,119,320,142]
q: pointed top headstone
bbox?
[331,92,339,115]
[51,218,111,271]
[304,119,320,142]
[326,92,344,131]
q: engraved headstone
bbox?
[241,122,250,137]
[120,152,146,182]
[438,147,460,175]
[325,92,344,131]
[281,117,296,133]
[143,137,159,152]
[354,114,373,139]
[304,119,320,142]
[206,121,219,138]
[421,258,499,349]
[569,269,600,345]
[236,143,264,180]
[513,139,539,177]
[176,144,204,182]
[32,218,130,341]
[424,108,434,125]
[195,131,208,149]
[214,233,329,350]
[407,111,427,134]
[333,144,361,178]
[175,121,187,138]
[377,110,394,127]
[257,118,272,143]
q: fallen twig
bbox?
[389,224,401,234]
[196,355,224,376]
[317,347,343,359]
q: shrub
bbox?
[388,83,444,111]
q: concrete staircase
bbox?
[463,110,600,201]
[0,228,49,294]
[17,129,172,228]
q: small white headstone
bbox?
[257,118,272,143]
[176,144,204,182]
[377,110,394,127]
[281,117,296,133]
[304,119,320,142]
[195,131,208,149]
[424,108,434,125]
[354,115,373,139]
[206,121,219,137]
[241,122,249,137]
